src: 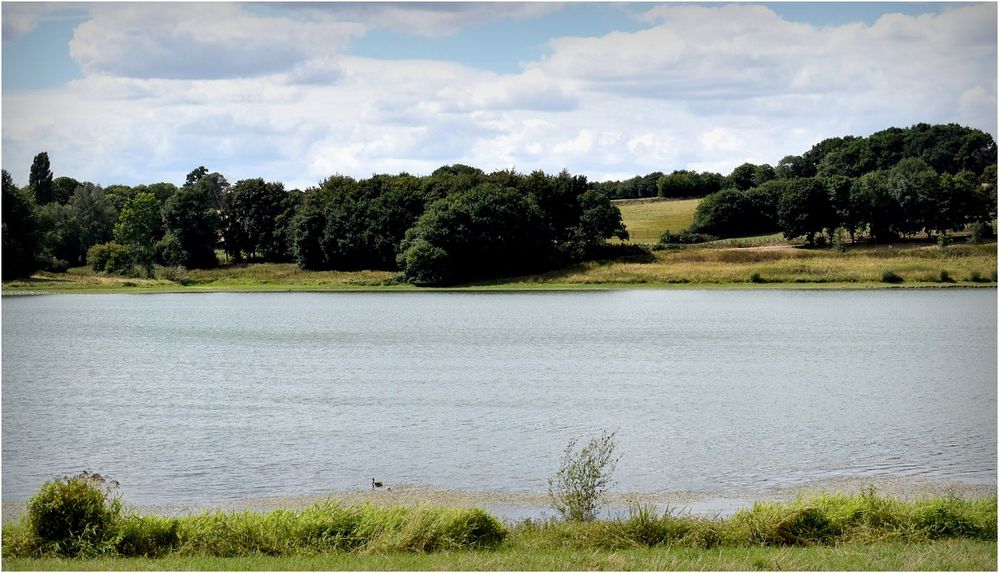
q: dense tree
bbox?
[28,152,55,205]
[222,178,295,262]
[161,184,218,268]
[52,177,81,205]
[36,202,82,269]
[688,189,755,238]
[69,183,118,264]
[398,184,553,286]
[2,170,41,279]
[114,193,163,275]
[656,170,724,198]
[776,178,835,244]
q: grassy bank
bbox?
[4,539,995,570]
[3,241,995,294]
[4,489,996,570]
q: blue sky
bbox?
[2,2,996,189]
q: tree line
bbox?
[3,123,995,285]
[2,160,627,286]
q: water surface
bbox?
[3,290,995,506]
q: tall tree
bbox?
[162,184,219,269]
[114,192,163,275]
[2,170,41,279]
[69,183,118,264]
[29,152,55,205]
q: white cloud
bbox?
[2,3,996,190]
[69,4,364,79]
[699,128,744,153]
[319,2,561,37]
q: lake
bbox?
[2,290,996,512]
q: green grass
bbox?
[4,491,996,571]
[3,540,995,570]
[614,198,701,243]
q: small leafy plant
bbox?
[548,430,619,522]
[26,471,123,556]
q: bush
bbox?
[25,472,123,557]
[937,233,952,248]
[658,230,718,246]
[154,232,184,267]
[87,242,134,275]
[939,269,953,283]
[968,221,991,244]
[880,269,903,283]
[548,430,619,522]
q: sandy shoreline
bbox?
[4,476,994,526]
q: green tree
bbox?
[114,192,163,275]
[51,176,80,205]
[36,202,82,269]
[222,178,294,262]
[398,184,553,286]
[887,158,937,237]
[69,183,118,264]
[2,169,41,279]
[161,184,218,268]
[777,178,835,244]
[28,152,55,205]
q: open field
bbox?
[614,197,701,243]
[2,239,995,294]
[4,540,995,571]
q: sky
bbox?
[2,2,996,190]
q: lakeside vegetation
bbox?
[3,238,994,294]
[3,123,996,289]
[3,473,996,570]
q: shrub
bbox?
[25,472,123,557]
[880,269,903,283]
[86,242,134,275]
[154,232,184,267]
[750,272,765,283]
[658,230,718,246]
[939,269,953,283]
[968,221,991,244]
[548,430,619,522]
[937,233,952,248]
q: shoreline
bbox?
[4,475,994,526]
[4,281,997,296]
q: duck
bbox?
[372,478,383,489]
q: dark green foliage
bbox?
[25,472,123,557]
[2,170,41,279]
[591,171,664,199]
[658,230,718,245]
[114,192,162,275]
[162,184,218,269]
[36,202,83,269]
[290,202,328,270]
[880,269,903,283]
[69,183,118,263]
[688,188,778,238]
[29,152,55,205]
[777,178,835,244]
[968,221,991,244]
[655,170,724,198]
[87,242,135,275]
[399,184,553,286]
[222,178,296,262]
[51,176,80,205]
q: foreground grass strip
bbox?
[4,540,996,571]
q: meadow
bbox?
[612,197,701,243]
